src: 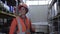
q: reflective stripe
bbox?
[16,17,26,34]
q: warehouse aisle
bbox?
[0,0,60,34]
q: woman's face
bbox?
[19,7,26,15]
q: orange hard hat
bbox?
[18,3,28,13]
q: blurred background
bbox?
[0,0,60,34]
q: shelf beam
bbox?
[0,11,16,17]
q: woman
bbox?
[9,3,35,34]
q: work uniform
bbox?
[9,3,35,34]
[9,16,32,34]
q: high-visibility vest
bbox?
[16,17,31,34]
[16,17,26,34]
[9,16,31,34]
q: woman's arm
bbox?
[9,18,17,34]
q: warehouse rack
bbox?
[0,10,15,34]
[48,0,60,34]
[0,0,21,34]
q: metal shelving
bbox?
[49,0,57,9]
[0,0,22,34]
[0,11,16,17]
[1,0,20,6]
[48,0,60,34]
[0,10,15,34]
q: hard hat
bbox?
[18,3,28,13]
[19,3,28,8]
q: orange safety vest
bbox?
[9,16,31,34]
